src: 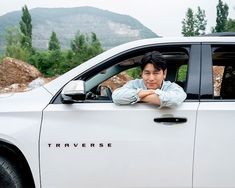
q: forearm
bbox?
[138,90,161,105]
[138,88,186,107]
[140,93,161,105]
[137,90,154,99]
[155,88,187,107]
[112,88,140,104]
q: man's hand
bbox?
[137,90,161,105]
[137,90,155,99]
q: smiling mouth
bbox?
[147,83,157,89]
[147,83,156,85]
[147,83,159,89]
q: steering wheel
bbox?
[86,85,112,101]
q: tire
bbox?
[0,156,23,188]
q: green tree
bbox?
[182,8,195,36]
[30,31,104,76]
[127,67,141,79]
[29,51,50,74]
[88,32,104,56]
[47,31,63,75]
[4,27,30,61]
[48,31,61,51]
[195,7,207,35]
[225,18,235,31]
[71,31,87,54]
[29,50,65,77]
[213,0,229,32]
[19,5,32,50]
[69,31,103,70]
[182,7,207,36]
[47,50,64,76]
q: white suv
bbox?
[1,35,235,188]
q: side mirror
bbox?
[61,80,86,104]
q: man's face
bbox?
[142,63,166,90]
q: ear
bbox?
[163,69,167,79]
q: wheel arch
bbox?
[0,141,35,187]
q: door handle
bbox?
[154,117,187,124]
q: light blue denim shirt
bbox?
[112,79,187,107]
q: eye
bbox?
[154,71,159,75]
[144,72,150,75]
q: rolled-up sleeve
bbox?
[112,80,143,105]
[155,83,187,107]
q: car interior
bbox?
[212,46,235,99]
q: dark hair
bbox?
[140,51,167,71]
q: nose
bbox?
[149,73,155,81]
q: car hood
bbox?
[0,86,53,112]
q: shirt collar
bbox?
[160,80,166,90]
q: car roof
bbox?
[124,36,235,44]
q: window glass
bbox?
[212,45,235,99]
[177,65,187,82]
[101,71,134,92]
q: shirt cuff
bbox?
[155,89,163,106]
[131,88,142,104]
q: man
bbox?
[112,51,187,107]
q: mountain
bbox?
[0,6,158,54]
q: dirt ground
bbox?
[0,57,55,93]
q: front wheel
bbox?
[0,156,23,188]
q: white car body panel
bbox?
[0,87,52,187]
[40,102,198,188]
[194,102,235,188]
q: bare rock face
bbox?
[0,57,42,90]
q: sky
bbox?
[0,0,235,37]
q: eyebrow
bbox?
[143,69,160,72]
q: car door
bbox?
[194,43,235,188]
[40,44,200,188]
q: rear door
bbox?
[40,44,200,188]
[194,43,235,188]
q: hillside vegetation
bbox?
[0,6,158,53]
